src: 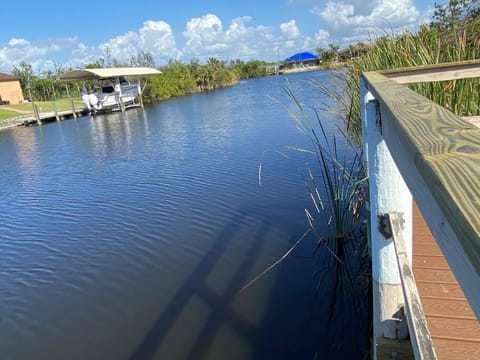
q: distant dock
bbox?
[21,108,84,126]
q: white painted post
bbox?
[361,78,413,358]
[360,77,374,164]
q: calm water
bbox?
[0,71,369,359]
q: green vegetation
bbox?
[8,52,271,113]
[143,58,243,102]
[285,87,367,241]
[321,0,480,143]
[9,99,83,113]
[0,108,20,120]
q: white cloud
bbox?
[314,30,330,46]
[100,20,180,65]
[0,3,430,74]
[0,37,80,73]
[8,38,30,47]
[311,0,424,44]
[181,15,315,61]
[280,20,301,39]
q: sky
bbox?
[0,0,438,73]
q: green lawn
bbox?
[10,99,83,113]
[0,108,21,120]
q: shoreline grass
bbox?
[343,20,478,141]
[0,99,84,122]
[0,108,22,121]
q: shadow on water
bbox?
[128,210,370,359]
[129,205,318,359]
[129,208,262,359]
[0,73,371,359]
[315,235,371,359]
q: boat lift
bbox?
[60,67,161,114]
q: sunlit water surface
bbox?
[0,71,369,359]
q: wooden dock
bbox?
[361,60,480,359]
[413,203,480,359]
[22,108,84,126]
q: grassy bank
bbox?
[9,99,83,113]
[323,12,479,144]
[0,99,84,122]
[0,108,21,120]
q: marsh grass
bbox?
[316,20,480,145]
[281,87,370,357]
[282,87,367,244]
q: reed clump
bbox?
[283,87,367,244]
[283,87,371,357]
[322,15,480,145]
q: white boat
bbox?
[60,67,162,113]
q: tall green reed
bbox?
[282,87,371,357]
[282,87,367,244]
[318,19,480,144]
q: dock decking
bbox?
[413,202,480,359]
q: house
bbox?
[0,72,24,105]
[283,52,320,70]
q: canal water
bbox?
[0,71,369,359]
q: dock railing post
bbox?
[138,81,144,108]
[70,99,77,118]
[34,104,41,125]
[66,84,76,118]
[361,76,413,359]
[52,100,60,121]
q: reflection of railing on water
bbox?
[361,60,480,359]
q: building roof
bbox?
[60,67,162,81]
[0,72,19,82]
[285,52,319,63]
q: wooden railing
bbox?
[360,60,480,359]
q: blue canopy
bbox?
[285,52,319,63]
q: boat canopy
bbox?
[285,52,319,63]
[60,67,162,81]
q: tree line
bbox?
[10,52,270,103]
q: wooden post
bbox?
[52,100,60,121]
[361,79,413,359]
[34,104,41,125]
[363,70,480,319]
[66,84,76,118]
[70,99,77,118]
[138,81,144,108]
[360,77,374,164]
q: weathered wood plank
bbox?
[380,60,480,84]
[428,317,480,341]
[416,281,467,299]
[414,268,457,283]
[421,298,476,319]
[363,71,480,319]
[432,338,480,359]
[414,244,444,256]
[389,212,437,360]
[413,255,449,268]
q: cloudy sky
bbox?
[0,0,436,73]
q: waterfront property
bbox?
[60,67,161,113]
[0,72,24,105]
[361,60,480,359]
[282,52,320,72]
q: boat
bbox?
[60,67,162,114]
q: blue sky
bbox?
[0,0,437,73]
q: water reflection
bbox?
[0,71,369,359]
